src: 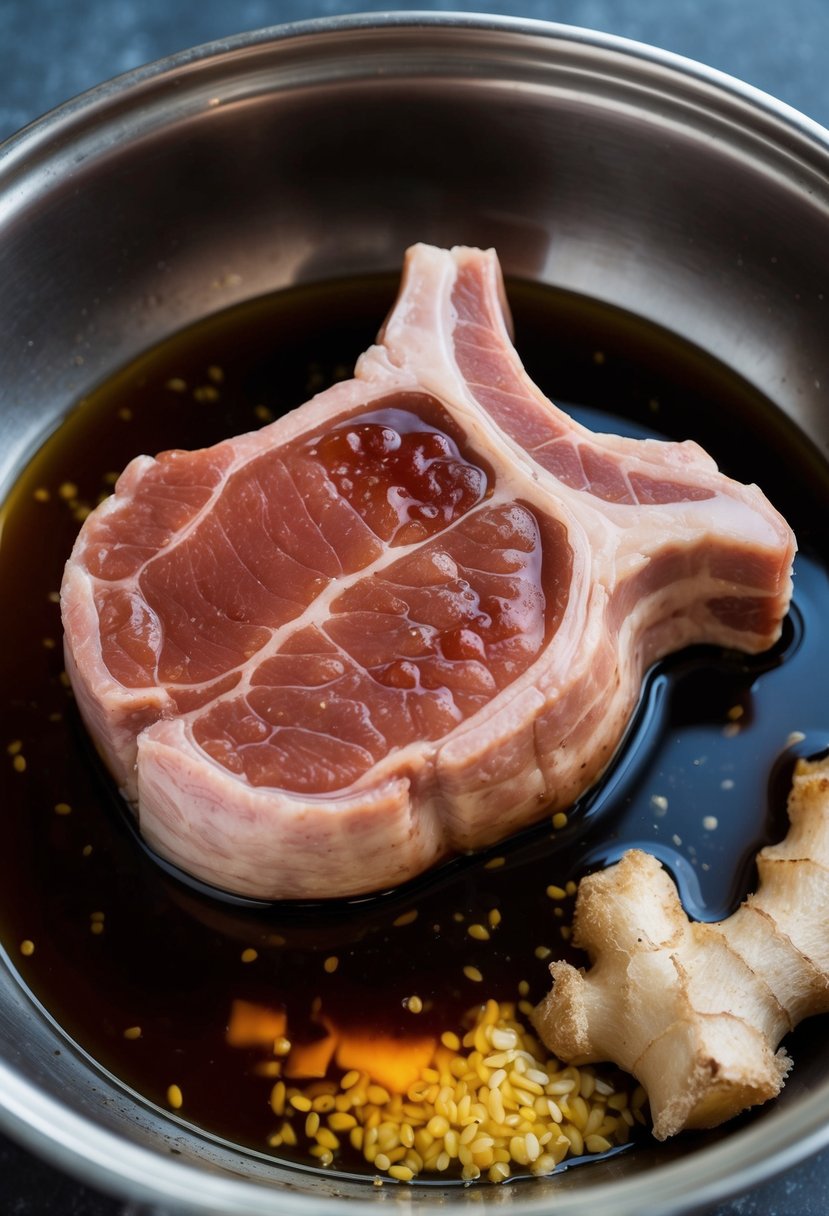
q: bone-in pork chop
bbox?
[61,245,796,899]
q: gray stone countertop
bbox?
[1,1,828,1213]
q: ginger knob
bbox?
[532,756,829,1139]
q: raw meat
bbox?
[61,245,796,899]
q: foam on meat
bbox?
[61,244,796,899]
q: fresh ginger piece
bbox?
[285,1020,338,1079]
[335,1030,436,1092]
[533,756,829,1140]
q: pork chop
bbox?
[61,244,796,899]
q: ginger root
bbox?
[532,755,829,1140]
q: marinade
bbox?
[1,274,827,1181]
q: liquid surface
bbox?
[1,275,828,1175]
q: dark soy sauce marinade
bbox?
[1,275,828,1175]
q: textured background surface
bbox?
[1,1,829,1213]
[3,0,829,141]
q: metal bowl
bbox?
[1,12,828,1215]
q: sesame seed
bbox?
[551,812,568,830]
[525,1131,541,1160]
[463,966,483,983]
[58,482,78,500]
[12,755,26,773]
[316,1127,339,1151]
[123,1026,142,1040]
[54,802,72,816]
[82,845,93,857]
[20,940,35,956]
[490,1027,518,1050]
[484,856,505,870]
[193,385,220,403]
[703,816,718,831]
[546,884,566,900]
[467,923,490,941]
[585,1134,612,1154]
[650,794,669,813]
[388,1165,414,1181]
[165,377,187,392]
[727,705,744,721]
[33,487,50,502]
[248,1000,636,1182]
[323,955,339,973]
[534,945,552,960]
[406,995,423,1014]
[392,909,418,927]
[241,948,258,963]
[488,908,501,929]
[207,365,224,384]
[167,1084,183,1109]
[329,1112,357,1131]
[274,1036,292,1056]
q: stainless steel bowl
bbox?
[1,13,828,1215]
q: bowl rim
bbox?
[2,10,829,1215]
[3,7,829,166]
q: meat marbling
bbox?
[61,244,796,899]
